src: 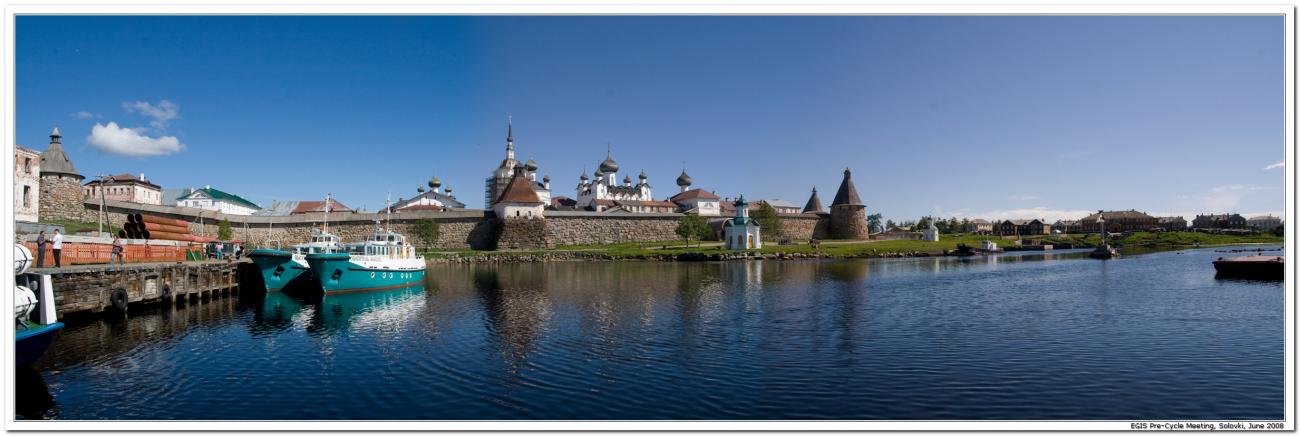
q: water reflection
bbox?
[30,246,1284,420]
[14,367,55,420]
[472,265,551,366]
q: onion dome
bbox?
[599,149,619,173]
[676,170,692,187]
[594,169,604,179]
[418,187,425,193]
[623,174,632,185]
[444,187,453,195]
[525,158,538,172]
[580,170,589,181]
[543,175,551,183]
[428,176,441,189]
[639,170,647,180]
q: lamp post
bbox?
[95,174,112,236]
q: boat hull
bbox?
[304,253,425,294]
[1214,256,1284,280]
[16,323,64,368]
[248,249,307,292]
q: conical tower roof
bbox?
[830,168,862,207]
[495,169,542,204]
[802,187,825,213]
[40,127,81,177]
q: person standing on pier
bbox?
[34,230,47,268]
[111,236,124,271]
[51,229,63,268]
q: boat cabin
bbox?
[348,230,415,258]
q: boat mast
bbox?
[385,193,392,232]
[323,193,331,234]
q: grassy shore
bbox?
[418,231,1282,262]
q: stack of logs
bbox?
[119,214,216,243]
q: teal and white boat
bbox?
[304,199,425,294]
[248,195,344,291]
[305,228,425,294]
[249,229,342,291]
[15,244,63,368]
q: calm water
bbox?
[18,246,1284,420]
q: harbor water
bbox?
[17,246,1284,420]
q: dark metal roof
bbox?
[802,187,825,213]
[830,168,863,207]
[40,131,80,177]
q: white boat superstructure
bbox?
[290,229,344,266]
[288,193,345,267]
[342,229,425,272]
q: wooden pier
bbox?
[37,260,258,317]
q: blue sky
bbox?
[16,15,1285,221]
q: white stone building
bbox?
[668,167,721,216]
[14,145,40,222]
[83,173,163,205]
[175,185,261,215]
[574,146,653,211]
[493,163,545,219]
[723,195,762,250]
[923,221,940,242]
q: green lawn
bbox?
[40,219,105,234]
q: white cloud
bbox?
[87,122,184,157]
[122,100,180,129]
[71,111,100,119]
[1264,160,1285,170]
[1200,185,1275,211]
[1006,194,1039,201]
[938,207,1093,223]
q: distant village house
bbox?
[83,173,162,205]
[1080,210,1157,233]
[1192,213,1247,230]
[175,186,262,215]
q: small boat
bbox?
[249,229,342,291]
[249,194,344,292]
[14,244,64,368]
[952,243,977,256]
[306,228,426,294]
[304,198,425,294]
[1213,255,1284,280]
[1089,243,1118,259]
[974,240,1004,254]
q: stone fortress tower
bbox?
[828,167,868,239]
[38,127,86,222]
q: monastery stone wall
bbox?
[780,214,829,240]
[39,175,86,222]
[543,212,681,246]
[497,218,549,250]
[61,200,835,250]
